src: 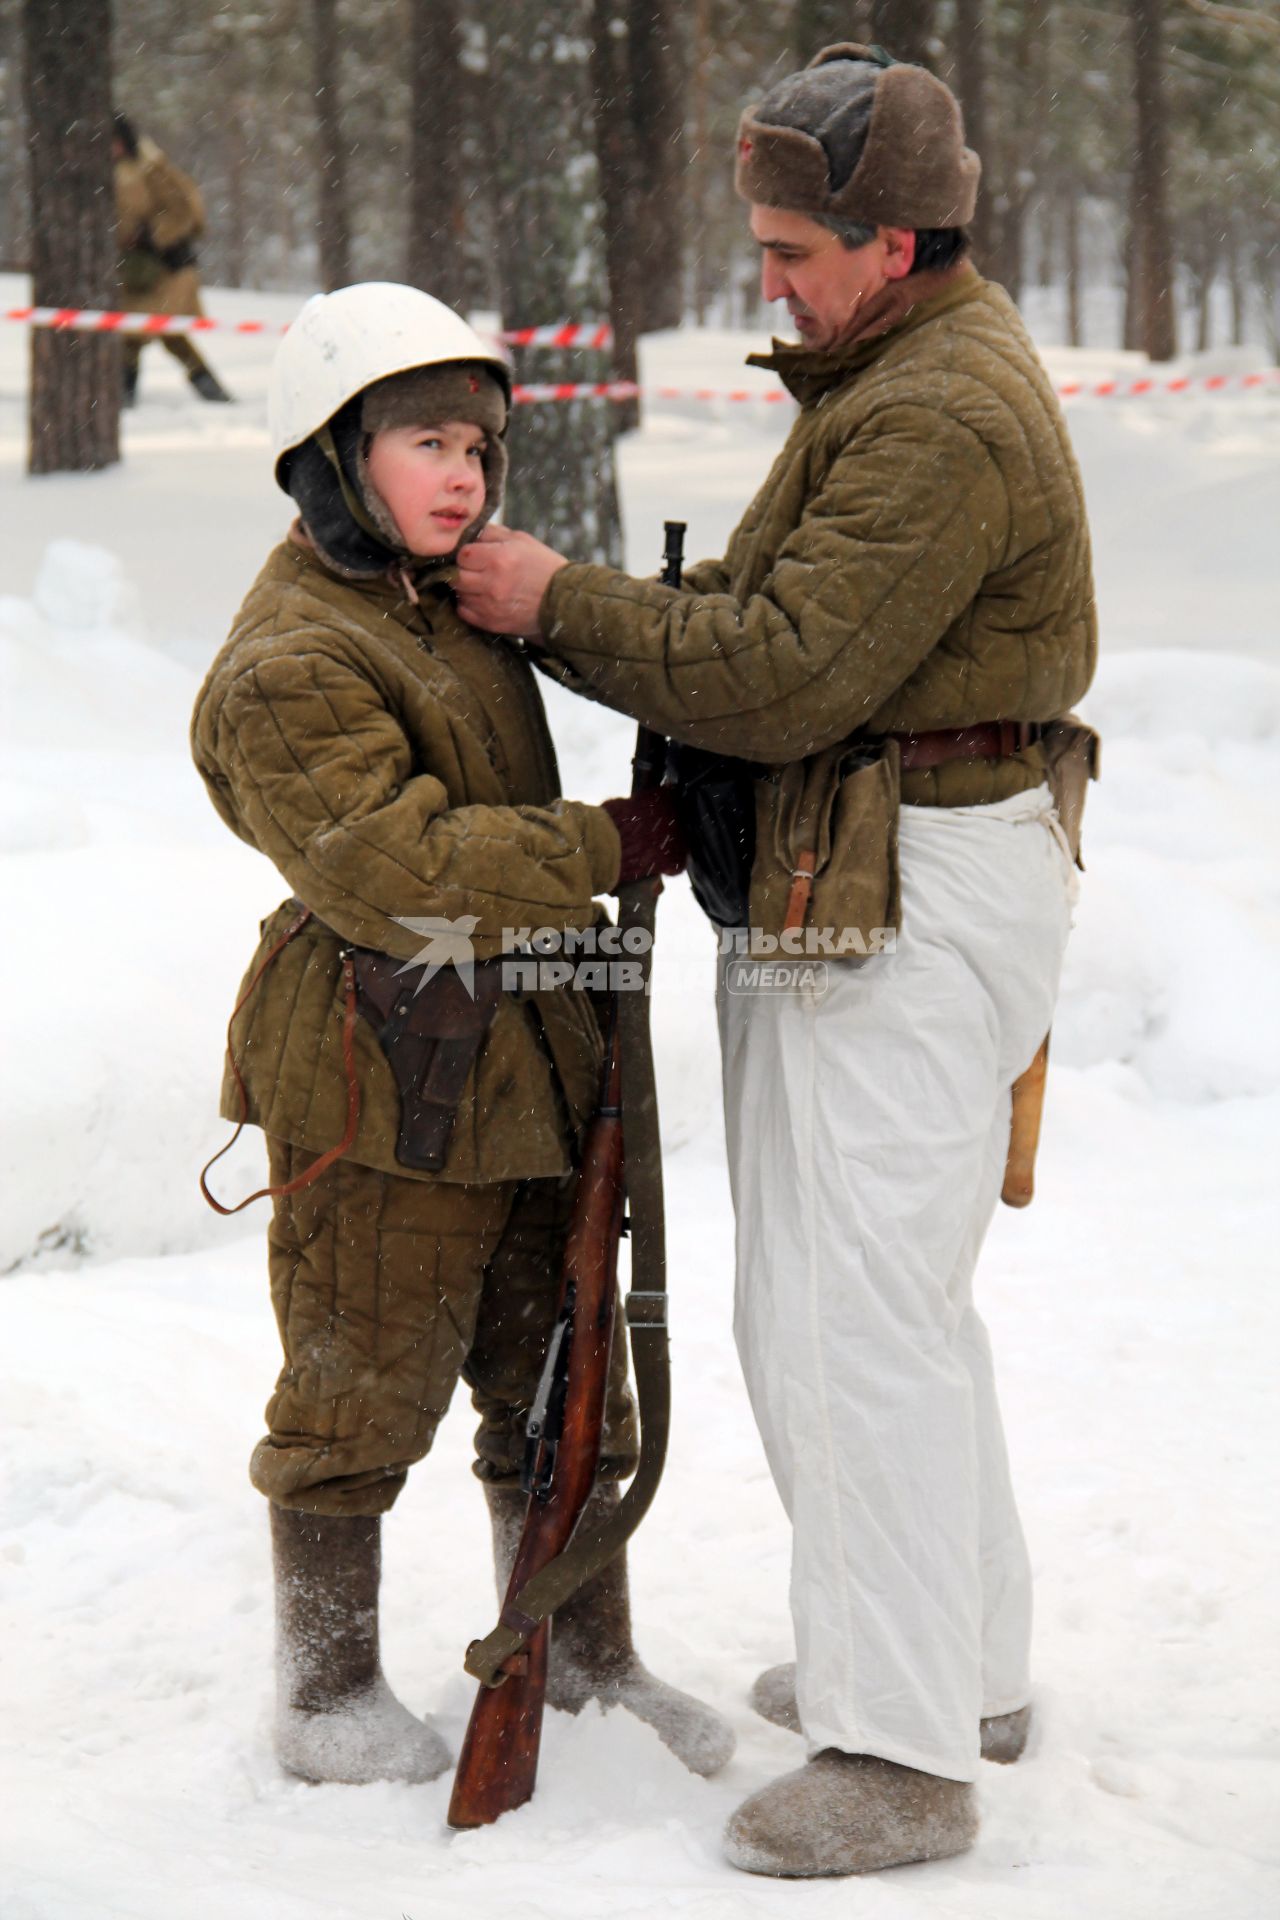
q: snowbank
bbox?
[2,305,1277,1916]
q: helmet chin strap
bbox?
[313,422,402,553]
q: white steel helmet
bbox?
[268,281,510,488]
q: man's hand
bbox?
[456,524,569,638]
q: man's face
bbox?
[749,204,915,353]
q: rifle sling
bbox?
[465,873,673,1689]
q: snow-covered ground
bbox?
[2,277,1278,1918]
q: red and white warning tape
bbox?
[513,370,1280,405]
[502,322,614,349]
[3,304,613,349]
[5,306,1275,404]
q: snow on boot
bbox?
[485,1482,735,1777]
[750,1660,1033,1763]
[188,366,233,403]
[270,1504,450,1785]
[723,1749,978,1878]
[980,1702,1032,1763]
[750,1660,801,1732]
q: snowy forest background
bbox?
[3,0,1278,359]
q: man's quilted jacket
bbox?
[536,271,1097,933]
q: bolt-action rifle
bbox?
[446,525,685,1830]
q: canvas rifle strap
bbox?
[464,870,672,1688]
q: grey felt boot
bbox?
[723,1749,978,1877]
[749,1660,1032,1763]
[485,1482,735,1777]
[270,1504,450,1785]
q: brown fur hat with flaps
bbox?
[735,43,980,231]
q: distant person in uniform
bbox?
[111,111,232,407]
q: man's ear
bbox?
[882,228,917,281]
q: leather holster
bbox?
[343,940,505,1174]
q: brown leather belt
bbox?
[886,720,1042,773]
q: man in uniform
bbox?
[455,43,1096,1878]
[112,112,233,406]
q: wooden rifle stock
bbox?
[1002,1032,1050,1208]
[447,1032,625,1827]
[447,521,683,1830]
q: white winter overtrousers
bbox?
[719,786,1076,1783]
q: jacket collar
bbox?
[747,264,985,408]
[285,520,459,615]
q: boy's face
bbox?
[364,419,488,558]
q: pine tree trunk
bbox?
[312,0,350,291]
[226,107,248,288]
[489,1,623,565]
[405,0,469,309]
[1130,0,1177,361]
[628,0,686,335]
[23,0,120,475]
[691,0,712,325]
[952,0,990,263]
[870,0,936,69]
[1226,212,1245,347]
[1065,183,1083,347]
[794,0,867,59]
[590,2,641,433]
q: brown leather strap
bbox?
[199,908,363,1214]
[782,849,817,933]
[887,720,1042,772]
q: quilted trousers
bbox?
[251,1145,638,1516]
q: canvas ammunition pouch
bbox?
[343,941,506,1173]
[748,738,903,955]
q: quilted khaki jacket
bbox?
[191,538,620,1185]
[538,271,1096,936]
[114,138,205,254]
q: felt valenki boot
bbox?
[271,1504,450,1785]
[485,1482,735,1777]
[749,1660,1033,1763]
[724,1749,979,1878]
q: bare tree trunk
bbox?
[226,105,248,288]
[490,0,623,564]
[1130,0,1177,360]
[628,0,686,334]
[406,0,468,308]
[1123,171,1143,349]
[312,0,350,290]
[23,0,120,475]
[1226,212,1245,346]
[590,2,641,432]
[870,0,936,69]
[996,0,1048,305]
[691,0,712,325]
[795,0,868,57]
[952,0,991,263]
[1065,183,1083,347]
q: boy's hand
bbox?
[601,790,687,889]
[456,525,568,640]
